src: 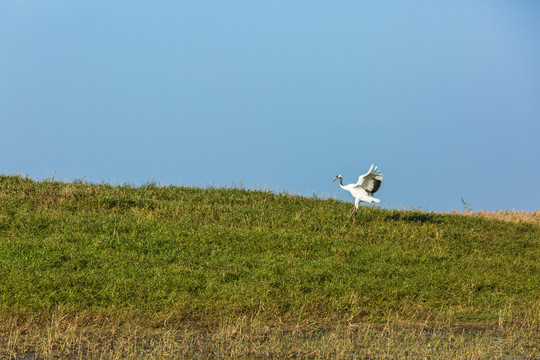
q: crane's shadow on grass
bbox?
[381,210,444,224]
[342,209,445,225]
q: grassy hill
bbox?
[1,175,538,359]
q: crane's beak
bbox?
[332,177,338,183]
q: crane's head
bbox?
[332,174,342,183]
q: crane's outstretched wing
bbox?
[355,164,383,195]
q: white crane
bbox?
[332,164,383,220]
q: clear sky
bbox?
[1,1,539,212]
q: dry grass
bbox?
[445,209,540,226]
[2,308,539,359]
[468,210,540,226]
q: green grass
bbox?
[1,175,538,358]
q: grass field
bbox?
[0,175,538,359]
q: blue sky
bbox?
[1,1,539,212]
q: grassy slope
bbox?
[1,175,538,327]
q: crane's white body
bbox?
[333,164,383,219]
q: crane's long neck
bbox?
[338,177,344,187]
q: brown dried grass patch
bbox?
[1,309,538,359]
[450,209,540,226]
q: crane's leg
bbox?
[347,207,357,221]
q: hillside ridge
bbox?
[1,175,539,358]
